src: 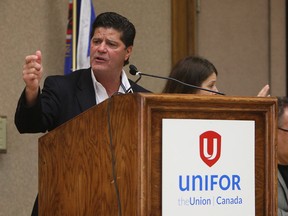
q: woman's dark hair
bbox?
[162,56,218,93]
[90,12,136,66]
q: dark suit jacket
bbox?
[15,67,149,133]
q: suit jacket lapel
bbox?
[76,68,96,112]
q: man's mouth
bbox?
[94,56,108,63]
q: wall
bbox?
[197,0,286,96]
[0,0,285,215]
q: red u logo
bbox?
[199,131,221,167]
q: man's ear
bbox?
[125,46,133,61]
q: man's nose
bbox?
[98,42,107,52]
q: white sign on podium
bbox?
[162,119,255,216]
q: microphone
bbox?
[128,64,225,95]
[124,67,143,93]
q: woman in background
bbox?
[162,55,269,96]
[162,56,219,95]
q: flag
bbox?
[64,0,96,75]
[64,0,73,75]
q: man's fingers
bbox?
[24,59,42,72]
[257,84,270,97]
[35,50,42,64]
[25,55,39,64]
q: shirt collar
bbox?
[91,69,132,104]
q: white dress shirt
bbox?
[91,69,132,104]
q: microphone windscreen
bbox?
[129,64,138,75]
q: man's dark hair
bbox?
[90,12,136,66]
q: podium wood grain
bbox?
[39,93,277,215]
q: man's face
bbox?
[90,27,132,78]
[278,107,288,165]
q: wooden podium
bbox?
[38,93,277,215]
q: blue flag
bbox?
[64,0,73,75]
[64,0,96,75]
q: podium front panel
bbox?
[39,93,277,216]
